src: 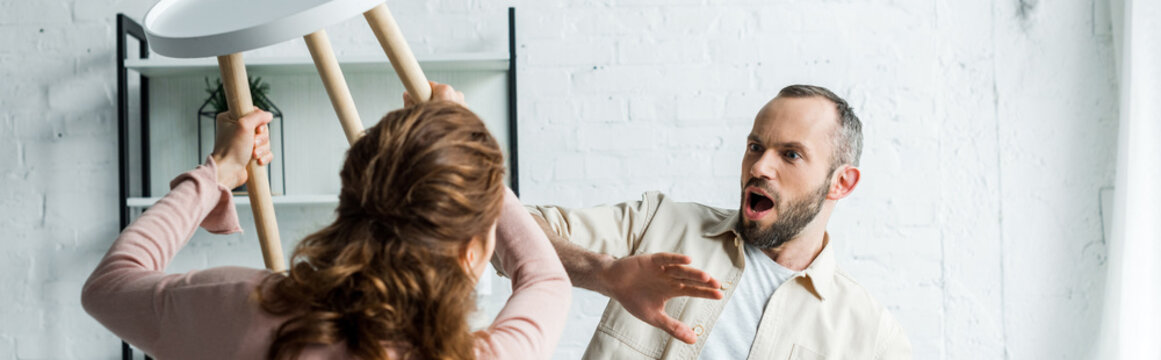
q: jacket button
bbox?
[693,324,704,337]
[720,281,733,290]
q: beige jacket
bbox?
[530,192,912,360]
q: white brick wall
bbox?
[0,0,1117,359]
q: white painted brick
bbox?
[41,280,84,305]
[627,97,656,122]
[45,174,117,231]
[667,126,728,150]
[520,12,570,40]
[18,23,111,55]
[709,7,759,37]
[0,174,45,229]
[0,81,47,111]
[666,151,713,179]
[47,70,114,113]
[0,140,18,170]
[571,65,663,94]
[9,308,47,359]
[21,136,115,172]
[577,123,656,151]
[723,91,769,122]
[648,65,753,95]
[610,8,665,34]
[524,125,577,152]
[11,112,66,141]
[711,150,742,178]
[524,156,555,183]
[617,38,708,65]
[526,38,615,66]
[622,153,673,179]
[520,68,572,96]
[0,114,12,139]
[0,336,12,360]
[616,0,702,6]
[566,9,631,36]
[578,96,628,123]
[657,7,719,36]
[709,37,762,65]
[670,177,734,208]
[0,1,70,24]
[553,154,586,180]
[674,93,724,124]
[756,6,805,33]
[0,50,74,82]
[74,0,117,22]
[532,98,581,124]
[583,154,621,180]
[59,112,115,137]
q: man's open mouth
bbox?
[744,187,775,220]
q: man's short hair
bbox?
[776,85,863,168]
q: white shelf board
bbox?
[127,194,338,208]
[126,52,509,77]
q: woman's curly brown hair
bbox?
[257,101,506,360]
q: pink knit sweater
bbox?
[82,159,572,359]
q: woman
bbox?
[82,90,571,359]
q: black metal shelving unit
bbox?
[113,8,518,359]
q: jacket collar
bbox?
[798,234,835,301]
[703,212,836,301]
[703,211,739,238]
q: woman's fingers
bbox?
[238,109,272,130]
[402,92,414,107]
[252,124,272,165]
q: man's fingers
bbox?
[650,253,692,266]
[674,283,724,300]
[651,313,697,345]
[663,264,716,283]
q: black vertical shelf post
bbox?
[507,7,519,197]
[116,13,149,360]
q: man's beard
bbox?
[735,177,830,249]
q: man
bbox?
[515,85,912,359]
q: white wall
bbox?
[0,0,1117,359]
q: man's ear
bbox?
[826,165,860,200]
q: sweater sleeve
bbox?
[476,188,573,359]
[81,157,245,351]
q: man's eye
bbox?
[783,151,801,160]
[748,143,762,152]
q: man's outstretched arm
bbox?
[529,213,724,345]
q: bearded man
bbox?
[514,85,912,359]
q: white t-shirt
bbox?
[699,243,798,359]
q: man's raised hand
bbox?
[598,252,723,344]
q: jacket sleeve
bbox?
[527,191,663,259]
[80,158,244,352]
[874,309,913,360]
[477,188,573,359]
